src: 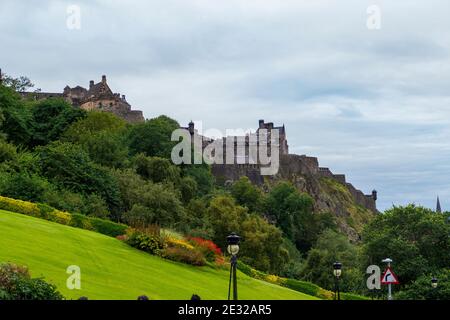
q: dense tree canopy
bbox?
[362,205,450,287]
[128,115,179,158]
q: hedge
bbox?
[0,195,127,237]
[237,261,369,300]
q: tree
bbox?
[128,115,180,158]
[112,169,185,228]
[0,85,32,146]
[63,112,128,168]
[230,176,264,213]
[300,229,364,292]
[265,182,319,252]
[1,73,35,92]
[395,270,450,300]
[133,154,181,184]
[207,194,289,273]
[362,205,450,287]
[30,98,86,147]
[182,164,214,196]
[37,141,121,217]
[0,171,54,203]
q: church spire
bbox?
[436,196,442,213]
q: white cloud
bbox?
[1,0,449,211]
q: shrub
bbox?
[161,246,206,266]
[0,195,126,237]
[0,263,64,300]
[167,237,194,250]
[0,172,53,203]
[126,231,165,255]
[89,217,127,237]
[189,237,222,262]
[69,213,93,230]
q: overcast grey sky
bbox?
[1,0,449,211]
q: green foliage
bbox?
[128,115,179,158]
[89,217,128,237]
[208,195,288,274]
[395,270,450,300]
[0,171,54,203]
[63,112,128,168]
[283,278,321,297]
[0,140,17,163]
[300,229,363,292]
[265,182,330,252]
[0,85,32,145]
[134,154,181,184]
[126,231,165,255]
[123,204,155,228]
[30,98,86,147]
[113,169,185,228]
[0,195,126,237]
[362,205,450,287]
[184,198,214,238]
[179,176,198,203]
[0,263,64,300]
[37,141,121,216]
[230,176,264,213]
[182,164,214,196]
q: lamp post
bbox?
[382,258,393,300]
[431,277,437,289]
[333,262,342,301]
[227,232,240,301]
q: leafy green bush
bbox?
[126,231,165,255]
[340,292,370,300]
[0,172,53,203]
[90,217,127,237]
[161,246,206,266]
[0,263,64,300]
[0,195,126,237]
[283,278,320,297]
[69,213,93,230]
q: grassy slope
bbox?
[0,210,317,300]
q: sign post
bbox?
[381,258,399,300]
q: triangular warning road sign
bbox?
[381,267,399,284]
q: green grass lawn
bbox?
[0,210,317,300]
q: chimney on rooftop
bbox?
[102,75,106,84]
[89,80,94,89]
[122,95,126,101]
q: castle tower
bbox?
[188,120,195,135]
[436,196,442,213]
[372,190,378,201]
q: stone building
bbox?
[21,75,144,123]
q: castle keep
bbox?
[20,75,144,123]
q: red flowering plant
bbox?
[188,237,223,263]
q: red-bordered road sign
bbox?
[381,267,400,285]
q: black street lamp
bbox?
[431,277,438,289]
[333,262,342,301]
[227,232,240,301]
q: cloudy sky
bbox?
[1,0,450,211]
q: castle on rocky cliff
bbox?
[20,75,144,123]
[185,120,378,213]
